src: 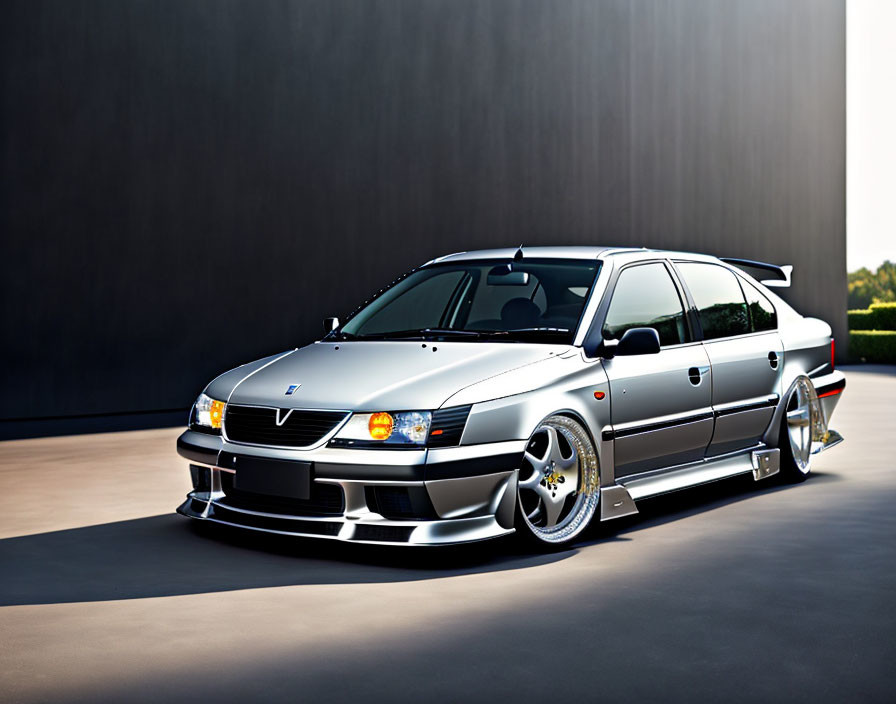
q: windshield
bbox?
[335,258,601,343]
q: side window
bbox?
[603,263,688,346]
[677,263,750,340]
[740,278,777,331]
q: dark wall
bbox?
[0,0,845,422]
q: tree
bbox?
[848,261,896,310]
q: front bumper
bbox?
[176,429,523,545]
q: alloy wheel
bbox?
[517,415,599,545]
[785,377,815,474]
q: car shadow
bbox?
[583,469,841,543]
[0,471,839,607]
[0,513,577,606]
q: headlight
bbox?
[332,411,432,446]
[191,393,226,432]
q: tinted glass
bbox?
[466,273,546,325]
[677,263,750,339]
[603,263,688,346]
[740,278,777,331]
[339,259,599,343]
[351,269,466,335]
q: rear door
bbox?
[599,262,714,477]
[674,262,783,456]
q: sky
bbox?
[847,0,896,272]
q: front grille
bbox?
[224,405,347,447]
[427,405,471,447]
[219,472,345,516]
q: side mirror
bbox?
[323,317,340,333]
[615,327,661,356]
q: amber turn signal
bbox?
[209,399,225,428]
[593,391,606,400]
[368,412,394,440]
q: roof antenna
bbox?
[513,244,524,261]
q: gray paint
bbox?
[0,0,845,421]
[170,247,847,544]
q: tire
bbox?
[779,376,815,483]
[514,415,600,548]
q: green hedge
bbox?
[849,330,896,363]
[848,309,873,329]
[870,301,896,330]
[849,302,896,331]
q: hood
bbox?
[218,341,565,411]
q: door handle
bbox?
[768,351,779,370]
[688,366,709,386]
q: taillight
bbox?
[831,338,835,371]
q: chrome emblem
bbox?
[285,384,301,395]
[275,408,294,426]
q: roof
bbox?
[425,246,721,264]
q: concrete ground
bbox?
[1,366,894,703]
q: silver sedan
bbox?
[177,247,845,548]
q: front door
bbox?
[600,262,714,477]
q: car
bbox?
[176,246,846,548]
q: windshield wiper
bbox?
[499,327,572,342]
[332,327,570,342]
[503,327,570,335]
[368,328,486,340]
[420,328,484,337]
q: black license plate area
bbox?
[229,455,312,500]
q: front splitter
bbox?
[177,495,514,546]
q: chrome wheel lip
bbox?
[518,416,599,544]
[786,378,814,473]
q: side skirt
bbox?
[616,446,769,503]
[599,485,639,520]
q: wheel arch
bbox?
[551,409,597,447]
[763,373,822,448]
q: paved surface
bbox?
[1,366,894,703]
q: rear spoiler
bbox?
[720,257,792,288]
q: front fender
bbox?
[457,351,612,481]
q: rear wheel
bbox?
[515,415,600,548]
[779,377,815,482]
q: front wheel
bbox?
[515,415,600,548]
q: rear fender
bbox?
[764,374,834,449]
